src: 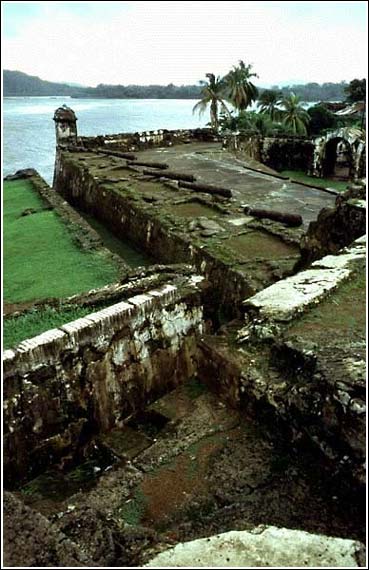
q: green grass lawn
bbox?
[280,170,349,192]
[4,179,119,304]
[3,305,96,349]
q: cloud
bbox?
[2,1,367,86]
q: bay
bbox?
[3,97,207,184]
[3,97,314,185]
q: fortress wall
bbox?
[224,133,314,172]
[69,127,220,152]
[53,155,257,315]
[3,276,206,486]
[198,238,366,485]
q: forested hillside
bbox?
[4,70,348,101]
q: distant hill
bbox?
[3,70,348,102]
[3,70,77,96]
[72,82,203,99]
[270,81,348,102]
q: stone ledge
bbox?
[144,526,365,568]
[3,276,205,373]
[243,241,364,323]
[243,266,350,322]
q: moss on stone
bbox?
[119,488,148,526]
[288,268,366,340]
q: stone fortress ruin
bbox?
[3,105,367,567]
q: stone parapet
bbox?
[3,275,206,485]
[198,240,366,485]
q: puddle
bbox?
[167,202,218,218]
[76,209,155,267]
[225,230,299,259]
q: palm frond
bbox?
[192,99,208,116]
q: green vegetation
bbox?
[119,488,148,526]
[279,170,349,192]
[272,81,347,102]
[219,109,291,136]
[193,61,258,131]
[4,70,75,97]
[4,179,119,304]
[3,305,95,349]
[257,89,282,121]
[5,70,354,101]
[215,77,310,136]
[307,103,363,135]
[289,269,366,340]
[279,92,310,135]
[184,377,208,400]
[209,69,365,137]
[224,60,259,111]
[344,78,366,102]
[20,450,115,502]
[192,73,232,131]
[307,104,337,135]
[220,97,363,137]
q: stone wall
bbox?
[60,127,220,154]
[53,155,258,315]
[260,136,314,172]
[198,238,366,485]
[310,127,366,180]
[299,182,366,266]
[3,276,206,486]
[225,129,366,181]
[224,133,314,172]
[222,133,262,161]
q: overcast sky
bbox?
[2,1,368,87]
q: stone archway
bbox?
[323,137,351,180]
[310,127,365,181]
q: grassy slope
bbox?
[3,305,95,349]
[280,170,349,192]
[3,179,119,304]
[3,179,120,348]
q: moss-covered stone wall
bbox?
[53,153,264,315]
[3,276,206,486]
[224,133,314,172]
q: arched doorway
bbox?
[322,137,351,180]
[311,127,365,181]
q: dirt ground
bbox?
[7,381,365,567]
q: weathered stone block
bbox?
[144,526,365,567]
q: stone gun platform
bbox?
[132,141,337,226]
[53,141,337,315]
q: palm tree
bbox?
[257,89,282,122]
[192,73,231,132]
[279,92,310,135]
[224,61,259,111]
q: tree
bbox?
[257,89,282,121]
[219,109,291,136]
[224,61,259,111]
[280,92,310,135]
[307,104,337,135]
[192,73,231,131]
[344,79,366,103]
